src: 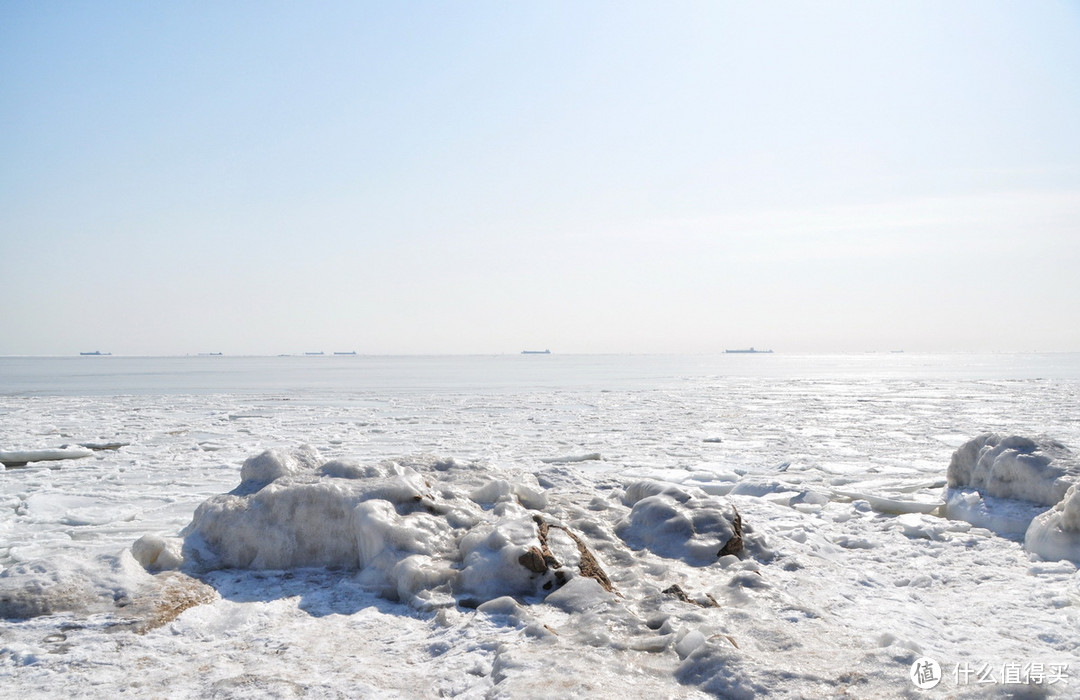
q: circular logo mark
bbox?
[910,657,942,689]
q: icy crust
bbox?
[168,448,582,607]
[945,434,1080,562]
[0,551,155,619]
[616,481,742,566]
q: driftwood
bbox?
[518,515,617,594]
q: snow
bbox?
[2,354,1080,698]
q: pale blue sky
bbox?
[2,1,1078,355]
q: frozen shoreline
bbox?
[2,357,1079,697]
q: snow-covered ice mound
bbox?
[1026,483,1080,563]
[946,434,1076,505]
[944,434,1080,561]
[148,447,614,608]
[616,480,743,566]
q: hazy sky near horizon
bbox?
[2,1,1078,355]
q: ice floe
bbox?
[0,446,94,467]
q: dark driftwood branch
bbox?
[518,515,617,595]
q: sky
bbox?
[2,1,1079,356]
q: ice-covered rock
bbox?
[947,434,1077,505]
[616,480,742,566]
[456,515,560,603]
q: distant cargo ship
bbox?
[334,351,357,355]
[724,347,773,354]
[521,349,551,355]
[79,351,111,356]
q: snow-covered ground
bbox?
[2,354,1079,698]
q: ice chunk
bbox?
[170,452,570,608]
[944,435,1080,547]
[943,488,1044,537]
[947,434,1077,506]
[131,534,185,572]
[728,480,791,498]
[238,445,323,491]
[470,479,514,504]
[834,490,942,515]
[543,575,612,613]
[539,452,603,464]
[476,595,529,621]
[616,480,741,566]
[353,499,458,601]
[1025,483,1080,563]
[470,475,548,511]
[184,480,367,570]
[675,628,708,659]
[0,446,94,467]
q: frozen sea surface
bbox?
[1,353,1079,698]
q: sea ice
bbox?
[942,489,1045,537]
[0,446,94,467]
[0,550,153,619]
[945,434,1080,561]
[173,449,589,607]
[946,433,1077,505]
[1026,483,1080,563]
[6,357,1080,699]
[615,480,743,566]
[131,534,184,572]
